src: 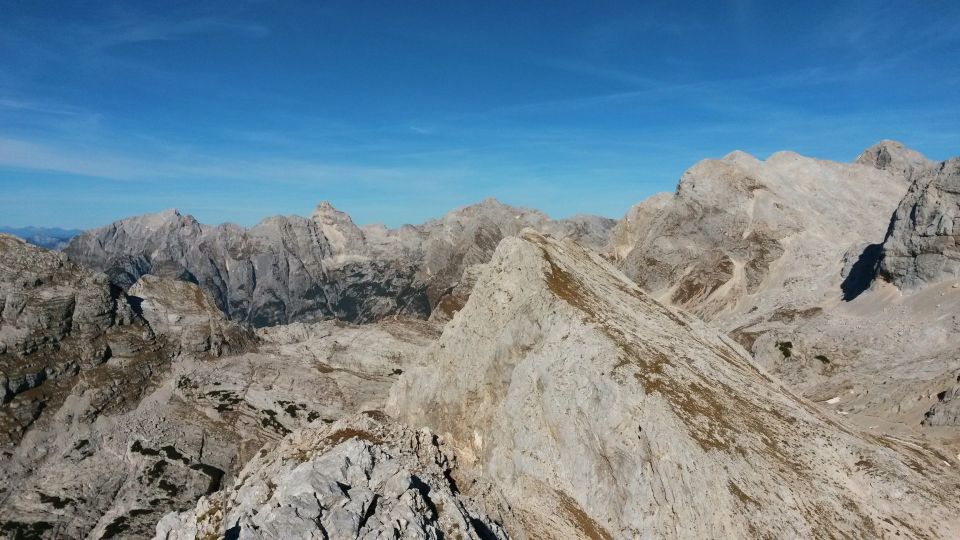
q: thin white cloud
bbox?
[82,15,269,50]
[524,55,666,88]
[408,125,435,135]
[0,98,91,117]
[0,134,471,190]
[0,137,146,180]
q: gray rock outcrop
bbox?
[128,275,253,356]
[923,380,960,427]
[154,415,509,540]
[391,231,960,538]
[0,234,179,537]
[427,264,487,325]
[603,143,937,409]
[0,234,157,448]
[877,158,960,289]
[609,146,912,327]
[65,200,614,327]
[603,143,960,440]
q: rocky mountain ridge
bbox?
[388,230,960,538]
[0,232,432,538]
[155,414,510,540]
[65,199,614,328]
[0,234,157,449]
[5,140,960,538]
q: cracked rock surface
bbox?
[878,157,960,289]
[154,415,509,540]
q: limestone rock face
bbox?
[154,415,508,540]
[0,234,120,355]
[0,235,181,538]
[603,144,960,443]
[609,148,910,328]
[0,234,155,447]
[64,207,426,328]
[391,231,960,538]
[128,275,254,356]
[923,381,960,427]
[65,200,614,327]
[877,158,960,289]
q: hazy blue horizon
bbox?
[2,1,958,229]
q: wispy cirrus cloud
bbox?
[0,133,471,190]
[0,137,149,180]
[71,14,269,51]
[2,0,958,230]
[0,98,91,117]
[0,5,269,91]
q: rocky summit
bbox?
[4,142,960,539]
[608,143,912,328]
[605,143,960,463]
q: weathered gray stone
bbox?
[0,312,435,539]
[923,382,960,426]
[128,274,254,356]
[153,415,508,540]
[609,147,910,325]
[878,158,960,289]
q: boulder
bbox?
[877,158,960,289]
[154,415,508,540]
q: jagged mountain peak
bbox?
[310,200,353,220]
[135,208,192,228]
[441,196,544,221]
[478,195,505,206]
[90,208,200,236]
[63,198,614,327]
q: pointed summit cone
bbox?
[856,139,933,183]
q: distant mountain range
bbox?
[0,226,81,250]
[5,140,960,538]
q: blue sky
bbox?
[1,0,958,229]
